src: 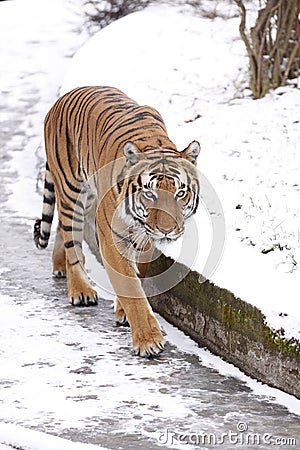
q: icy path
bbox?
[0,1,299,449]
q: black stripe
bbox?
[116,123,166,143]
[130,184,137,219]
[69,260,80,266]
[124,189,131,216]
[43,195,55,205]
[64,90,91,179]
[169,166,181,175]
[64,240,82,249]
[125,183,146,226]
[149,169,161,176]
[60,200,84,214]
[63,87,90,133]
[104,123,166,152]
[144,149,178,157]
[40,231,50,239]
[186,173,192,188]
[64,177,82,194]
[44,179,54,192]
[75,91,101,165]
[102,109,162,138]
[59,222,82,232]
[60,211,84,223]
[53,134,83,201]
[42,213,53,223]
[194,192,199,212]
[97,105,133,133]
[59,188,85,210]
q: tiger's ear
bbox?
[123,142,142,167]
[182,141,201,165]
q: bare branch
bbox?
[236,0,300,98]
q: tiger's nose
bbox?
[156,225,176,236]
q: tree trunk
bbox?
[235,0,300,98]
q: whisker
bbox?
[110,225,133,248]
[111,223,150,264]
[110,235,129,248]
[134,232,150,263]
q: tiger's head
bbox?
[118,140,200,245]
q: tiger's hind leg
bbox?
[115,299,129,326]
[52,224,66,278]
[56,197,98,307]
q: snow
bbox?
[1,1,300,447]
[62,3,300,340]
[0,0,88,222]
[0,423,106,450]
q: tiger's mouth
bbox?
[144,224,184,242]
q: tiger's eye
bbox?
[176,190,186,199]
[143,190,156,201]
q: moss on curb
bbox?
[265,327,300,358]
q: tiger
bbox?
[34,86,200,357]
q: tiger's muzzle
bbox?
[145,197,184,242]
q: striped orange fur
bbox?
[34,86,200,356]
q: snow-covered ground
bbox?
[0,0,89,221]
[1,1,300,449]
[62,3,300,340]
[0,423,105,450]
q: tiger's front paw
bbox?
[68,284,98,307]
[131,315,166,357]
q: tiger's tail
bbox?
[34,162,55,249]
